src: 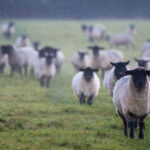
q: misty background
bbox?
[0,0,150,19]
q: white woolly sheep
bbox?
[106,24,136,48]
[0,45,28,76]
[1,22,15,39]
[103,61,130,96]
[16,34,31,47]
[71,51,90,71]
[72,67,100,105]
[142,40,150,53]
[88,45,123,78]
[81,24,106,42]
[113,68,150,139]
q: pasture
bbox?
[0,19,150,150]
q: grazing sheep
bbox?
[16,34,31,47]
[103,61,130,96]
[113,68,150,139]
[106,24,136,48]
[0,45,28,76]
[32,41,40,51]
[134,58,150,70]
[142,40,150,53]
[1,22,15,39]
[88,45,123,78]
[33,48,56,88]
[72,67,100,105]
[81,24,106,42]
[71,51,90,71]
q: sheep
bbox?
[113,68,150,139]
[0,50,8,74]
[33,48,56,88]
[142,40,150,53]
[134,58,150,70]
[1,22,15,39]
[15,34,31,47]
[81,24,106,42]
[88,45,123,78]
[32,41,40,51]
[72,67,100,105]
[103,61,130,97]
[71,51,90,71]
[106,24,136,48]
[0,45,28,76]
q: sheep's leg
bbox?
[10,66,15,76]
[40,76,45,87]
[24,65,28,76]
[79,93,85,104]
[18,67,22,76]
[118,111,128,137]
[139,114,147,139]
[46,77,51,88]
[87,95,94,105]
[128,120,134,139]
[101,69,105,78]
[30,68,34,76]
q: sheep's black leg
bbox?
[24,65,28,76]
[79,93,85,104]
[0,64,5,74]
[128,120,134,139]
[101,69,105,78]
[30,68,34,76]
[10,66,15,76]
[118,111,128,137]
[139,114,147,139]
[87,95,94,105]
[46,77,51,88]
[18,67,22,76]
[40,76,45,87]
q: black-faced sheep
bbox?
[72,67,100,105]
[16,34,31,47]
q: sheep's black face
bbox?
[130,24,135,30]
[111,61,130,79]
[33,41,39,51]
[78,52,87,61]
[80,67,98,82]
[9,22,14,27]
[134,58,148,68]
[22,34,27,40]
[89,26,93,32]
[81,25,87,31]
[1,45,13,55]
[88,45,104,56]
[46,56,54,65]
[126,68,150,91]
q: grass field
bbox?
[0,19,150,150]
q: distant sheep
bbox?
[32,41,40,51]
[1,22,15,39]
[81,24,106,42]
[16,34,31,47]
[134,58,150,70]
[113,68,150,139]
[88,45,123,78]
[103,61,130,96]
[0,45,28,76]
[106,24,136,48]
[72,67,100,105]
[71,51,90,71]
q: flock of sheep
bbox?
[1,21,150,140]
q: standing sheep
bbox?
[71,51,90,71]
[113,68,150,139]
[0,45,28,76]
[103,61,130,96]
[72,67,100,105]
[88,45,123,78]
[15,34,31,47]
[134,58,150,70]
[106,24,136,48]
[1,22,15,39]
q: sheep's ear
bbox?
[145,70,150,75]
[125,70,133,75]
[125,61,130,65]
[79,68,85,72]
[93,69,99,72]
[110,62,116,66]
[134,58,139,62]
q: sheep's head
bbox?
[78,51,88,61]
[81,25,87,31]
[111,61,130,79]
[33,41,40,51]
[1,45,13,55]
[79,67,98,82]
[126,68,150,91]
[22,34,27,40]
[134,58,150,69]
[88,45,104,56]
[9,22,14,27]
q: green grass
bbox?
[0,19,150,150]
